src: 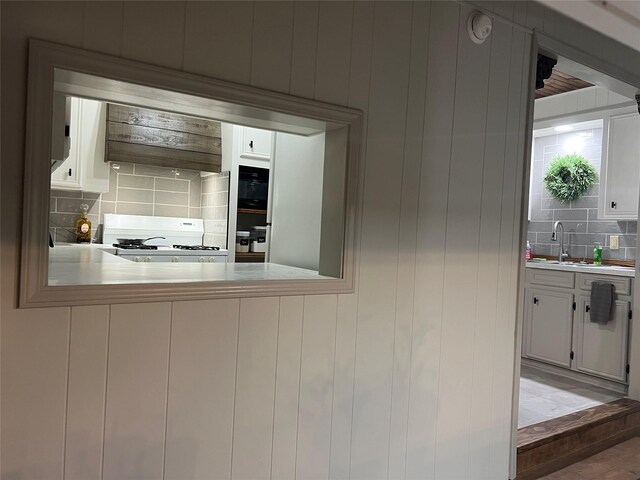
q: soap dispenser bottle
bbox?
[75,204,92,243]
[525,241,532,261]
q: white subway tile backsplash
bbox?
[119,174,155,189]
[50,162,228,243]
[116,202,154,216]
[154,205,189,218]
[529,128,637,262]
[117,188,155,203]
[154,191,189,206]
[155,178,190,193]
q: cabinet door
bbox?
[79,99,109,193]
[524,288,574,368]
[51,98,109,193]
[575,295,629,382]
[240,127,273,160]
[601,112,640,219]
[51,97,82,190]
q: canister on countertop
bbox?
[236,231,250,253]
[250,226,268,253]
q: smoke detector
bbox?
[467,11,492,44]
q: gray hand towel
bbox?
[590,281,615,325]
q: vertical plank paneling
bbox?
[231,297,280,480]
[164,299,240,480]
[295,295,338,479]
[345,0,375,293]
[406,3,460,478]
[524,1,544,30]
[83,1,124,56]
[270,296,304,480]
[388,3,430,479]
[289,1,319,99]
[329,293,359,479]
[0,308,70,480]
[350,2,413,478]
[0,4,81,478]
[466,10,513,479]
[506,6,534,476]
[490,3,529,479]
[122,1,186,69]
[64,306,110,480]
[434,5,493,478]
[329,5,375,477]
[183,2,254,84]
[6,3,640,480]
[102,303,171,480]
[347,0,375,113]
[250,1,294,93]
[314,2,353,105]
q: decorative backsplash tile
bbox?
[201,172,229,248]
[528,129,637,261]
[50,163,229,246]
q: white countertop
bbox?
[526,260,635,278]
[48,243,330,285]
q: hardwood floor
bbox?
[538,436,640,479]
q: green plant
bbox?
[543,153,598,203]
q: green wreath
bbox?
[543,153,597,203]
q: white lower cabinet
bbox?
[524,288,574,368]
[575,296,630,382]
[523,268,632,384]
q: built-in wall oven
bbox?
[237,166,269,210]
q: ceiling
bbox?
[539,1,640,54]
[535,70,593,99]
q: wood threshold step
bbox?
[518,398,640,452]
[516,398,640,480]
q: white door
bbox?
[575,295,629,382]
[524,288,575,368]
[268,132,325,271]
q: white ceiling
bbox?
[539,0,640,53]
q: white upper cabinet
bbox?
[51,98,109,193]
[50,97,82,189]
[599,109,640,220]
[240,127,273,161]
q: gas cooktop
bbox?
[172,245,221,251]
[113,244,159,250]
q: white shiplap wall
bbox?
[5,1,635,479]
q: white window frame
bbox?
[20,39,363,307]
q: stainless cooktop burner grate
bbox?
[172,245,221,251]
[113,244,159,250]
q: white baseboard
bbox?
[522,357,629,395]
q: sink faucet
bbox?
[551,221,569,262]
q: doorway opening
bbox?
[514,48,640,479]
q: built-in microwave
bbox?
[237,166,269,210]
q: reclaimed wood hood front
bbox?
[105,104,222,172]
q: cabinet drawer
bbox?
[577,274,631,296]
[526,268,575,289]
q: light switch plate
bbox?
[610,235,619,250]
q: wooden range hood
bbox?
[105,104,222,173]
